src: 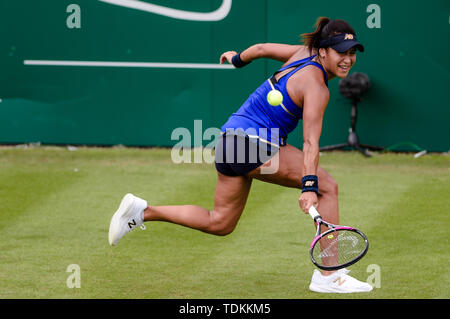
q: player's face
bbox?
[323,47,357,79]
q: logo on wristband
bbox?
[301,175,319,194]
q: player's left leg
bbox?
[247,144,372,292]
[247,143,339,225]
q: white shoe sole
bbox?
[108,194,144,246]
[309,283,373,293]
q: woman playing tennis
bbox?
[108,17,373,293]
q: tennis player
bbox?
[109,17,373,293]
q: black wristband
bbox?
[231,52,251,68]
[301,175,319,194]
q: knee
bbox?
[207,211,237,236]
[285,168,304,188]
[320,175,338,197]
[214,226,235,236]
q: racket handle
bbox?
[308,206,321,220]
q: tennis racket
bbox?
[308,206,369,271]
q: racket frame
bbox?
[308,206,369,271]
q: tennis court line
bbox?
[23,60,235,69]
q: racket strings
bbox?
[312,229,366,267]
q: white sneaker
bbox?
[108,193,148,246]
[309,268,373,293]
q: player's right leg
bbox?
[143,172,252,236]
[108,133,256,245]
[108,172,253,246]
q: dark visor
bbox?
[319,33,364,52]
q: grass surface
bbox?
[0,146,449,299]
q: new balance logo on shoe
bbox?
[128,219,136,229]
[333,277,346,286]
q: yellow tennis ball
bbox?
[267,89,283,106]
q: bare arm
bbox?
[298,78,329,213]
[220,43,303,65]
[302,84,329,176]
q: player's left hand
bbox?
[220,51,237,64]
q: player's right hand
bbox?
[299,191,318,214]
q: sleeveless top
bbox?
[220,55,328,147]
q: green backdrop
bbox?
[1,0,449,151]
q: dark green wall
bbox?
[1,0,449,151]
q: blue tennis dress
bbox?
[221,55,328,147]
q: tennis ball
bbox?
[266,89,283,106]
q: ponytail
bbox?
[300,17,331,53]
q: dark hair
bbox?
[301,17,357,53]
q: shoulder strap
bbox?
[276,55,316,73]
[270,56,328,87]
[270,55,316,86]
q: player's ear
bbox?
[319,47,327,59]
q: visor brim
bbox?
[332,40,365,53]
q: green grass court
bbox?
[0,146,448,299]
